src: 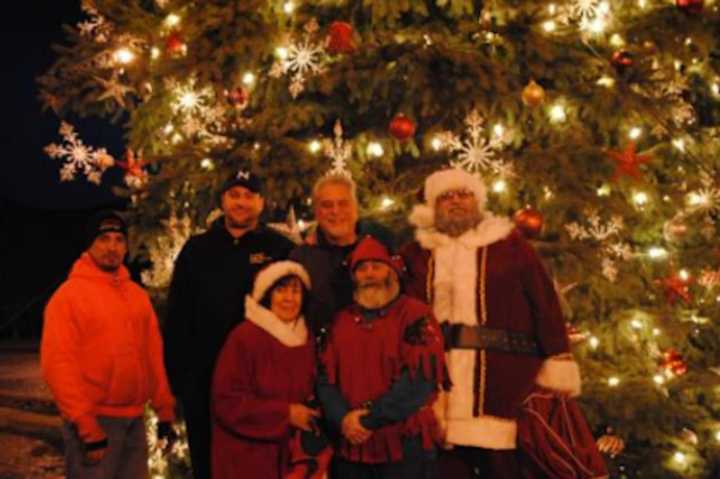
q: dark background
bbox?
[1,1,126,338]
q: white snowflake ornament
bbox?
[440,110,510,175]
[323,120,353,177]
[44,122,114,185]
[270,20,328,98]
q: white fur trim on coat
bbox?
[410,214,515,251]
[251,260,311,301]
[245,296,308,347]
[423,168,487,212]
[446,415,517,450]
[535,357,582,397]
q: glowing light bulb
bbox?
[179,91,199,110]
[493,123,505,137]
[715,430,720,442]
[687,191,709,208]
[653,374,665,385]
[653,328,661,336]
[298,219,308,231]
[672,138,686,152]
[492,180,507,193]
[549,104,566,123]
[608,377,620,387]
[548,3,557,14]
[678,269,690,281]
[431,137,443,151]
[638,0,647,8]
[308,140,322,154]
[647,247,668,259]
[283,1,295,14]
[633,191,648,206]
[610,34,625,47]
[630,319,643,330]
[597,184,611,196]
[113,48,135,64]
[585,17,607,34]
[200,158,214,170]
[712,83,720,96]
[542,20,557,32]
[380,196,395,210]
[163,124,174,135]
[164,13,181,28]
[589,336,599,349]
[151,47,161,60]
[598,1,610,14]
[275,47,289,59]
[597,76,615,88]
[628,127,642,140]
[242,72,256,86]
[366,142,384,157]
[673,451,686,464]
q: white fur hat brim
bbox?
[423,168,487,212]
[251,261,311,301]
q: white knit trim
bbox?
[446,415,517,449]
[244,296,308,347]
[424,169,487,211]
[251,260,311,301]
[535,357,582,397]
[412,215,515,251]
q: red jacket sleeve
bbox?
[145,299,176,423]
[211,329,291,441]
[40,287,105,442]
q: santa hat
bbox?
[251,261,311,301]
[348,235,405,275]
[409,168,487,229]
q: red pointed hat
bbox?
[349,235,405,275]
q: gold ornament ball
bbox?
[522,80,545,107]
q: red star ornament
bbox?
[606,142,652,181]
[656,273,692,305]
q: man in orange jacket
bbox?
[41,211,176,479]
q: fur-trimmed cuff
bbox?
[535,357,582,397]
[446,415,517,450]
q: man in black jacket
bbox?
[163,169,295,479]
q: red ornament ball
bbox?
[227,87,249,108]
[327,21,354,54]
[676,0,704,14]
[611,50,633,72]
[389,114,416,141]
[661,348,688,376]
[513,207,544,238]
[165,32,185,55]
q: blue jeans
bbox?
[62,416,148,479]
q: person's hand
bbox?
[596,434,625,457]
[341,409,372,445]
[82,438,108,465]
[157,421,177,456]
[289,404,320,432]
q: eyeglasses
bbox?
[437,189,475,201]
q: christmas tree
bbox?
[38,0,720,476]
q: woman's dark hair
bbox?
[259,274,309,318]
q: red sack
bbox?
[284,428,333,479]
[517,391,608,479]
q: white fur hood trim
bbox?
[245,296,308,347]
[410,210,515,250]
[251,260,311,301]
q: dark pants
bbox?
[62,416,147,479]
[440,447,542,479]
[180,387,212,479]
[330,437,437,479]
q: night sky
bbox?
[1,1,128,338]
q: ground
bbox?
[0,344,64,478]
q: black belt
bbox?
[441,324,540,356]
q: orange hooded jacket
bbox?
[41,253,176,442]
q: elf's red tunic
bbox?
[321,294,447,464]
[211,320,315,479]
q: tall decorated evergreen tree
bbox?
[39,0,720,476]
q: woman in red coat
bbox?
[211,261,319,478]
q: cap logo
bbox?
[236,170,251,180]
